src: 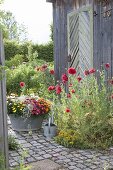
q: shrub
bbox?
[52,65,113,149]
[5,54,24,68]
[4,39,19,60]
[4,40,53,62]
[6,62,54,97]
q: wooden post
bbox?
[0,31,9,169]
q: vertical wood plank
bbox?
[0,31,9,169]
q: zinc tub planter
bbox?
[9,114,44,132]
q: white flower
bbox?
[27,104,33,111]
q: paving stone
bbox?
[10,152,19,157]
[58,156,66,160]
[30,159,62,170]
[43,154,52,158]
[19,139,27,144]
[68,162,77,166]
[35,156,44,161]
[27,157,36,163]
[22,143,32,148]
[38,151,46,155]
[68,165,81,170]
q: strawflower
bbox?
[20,82,25,88]
[62,74,68,82]
[105,63,110,69]
[56,85,62,94]
[65,108,71,113]
[84,70,90,76]
[48,86,55,91]
[50,69,54,75]
[68,67,76,75]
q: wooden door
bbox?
[67,6,93,76]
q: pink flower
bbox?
[89,68,96,74]
[55,85,62,94]
[71,89,75,93]
[110,79,113,85]
[68,67,76,75]
[65,108,71,113]
[69,83,73,87]
[50,69,54,75]
[61,74,68,82]
[67,93,71,98]
[77,76,82,82]
[41,64,48,71]
[105,63,110,69]
[20,82,25,88]
[84,70,90,76]
[48,86,55,91]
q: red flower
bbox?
[20,82,25,88]
[71,89,75,93]
[84,70,90,76]
[77,76,82,82]
[41,64,48,71]
[69,83,73,87]
[67,93,71,98]
[55,85,62,94]
[105,63,110,69]
[89,68,96,74]
[68,67,76,75]
[110,94,113,99]
[50,69,54,75]
[110,79,113,85]
[65,108,71,112]
[48,86,55,91]
[62,74,68,82]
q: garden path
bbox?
[8,118,113,170]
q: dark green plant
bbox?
[0,152,5,170]
[5,54,24,68]
[8,135,20,150]
[4,40,53,62]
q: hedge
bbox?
[4,39,53,62]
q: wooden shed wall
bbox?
[52,0,93,80]
[49,0,113,79]
[93,0,113,78]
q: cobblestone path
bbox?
[8,127,113,170]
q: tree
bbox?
[50,23,53,41]
[1,11,28,42]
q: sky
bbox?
[1,0,53,44]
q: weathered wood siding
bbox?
[94,0,113,78]
[48,0,113,79]
[0,31,9,168]
[52,0,93,80]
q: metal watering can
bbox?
[44,116,57,138]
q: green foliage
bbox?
[0,152,5,170]
[55,129,80,148]
[4,40,53,62]
[8,135,20,150]
[53,68,113,149]
[1,11,28,41]
[6,61,54,97]
[5,54,24,68]
[4,39,19,60]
